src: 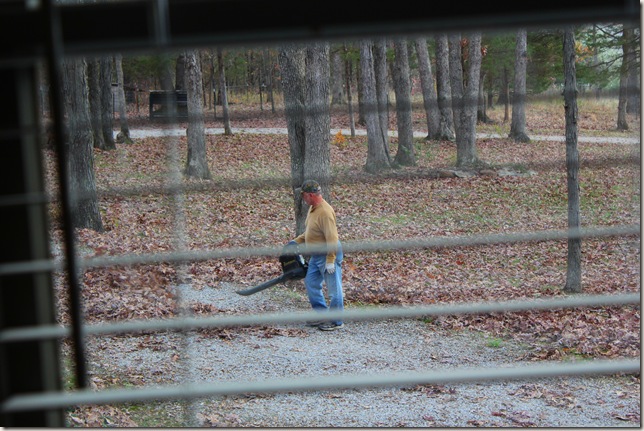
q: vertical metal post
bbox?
[43,0,88,390]
[0,64,64,428]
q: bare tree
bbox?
[99,57,115,149]
[217,48,232,135]
[449,33,482,167]
[278,44,307,233]
[62,58,103,231]
[114,53,133,144]
[617,24,636,130]
[279,43,331,233]
[184,50,211,179]
[175,53,186,91]
[331,46,345,105]
[373,39,391,154]
[87,58,106,150]
[562,27,582,293]
[344,44,357,137]
[625,25,640,115]
[360,40,392,173]
[414,37,440,140]
[392,38,415,166]
[509,29,531,142]
[434,34,455,140]
[304,42,332,192]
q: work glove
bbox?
[325,263,336,274]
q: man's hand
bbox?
[325,263,335,274]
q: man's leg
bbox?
[324,246,344,326]
[305,255,327,311]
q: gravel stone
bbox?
[86,281,640,427]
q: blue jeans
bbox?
[305,243,344,325]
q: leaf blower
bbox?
[235,243,308,296]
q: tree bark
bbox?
[414,37,440,140]
[360,40,391,173]
[62,58,103,232]
[449,33,481,167]
[374,39,391,155]
[331,47,345,105]
[99,57,115,149]
[501,66,510,123]
[616,24,634,131]
[392,38,415,166]
[279,44,308,234]
[184,50,211,180]
[175,53,186,91]
[477,70,491,123]
[304,42,332,196]
[217,48,232,135]
[86,59,105,150]
[434,34,455,140]
[114,53,133,144]
[562,27,582,294]
[344,44,356,137]
[356,58,365,126]
[509,29,531,143]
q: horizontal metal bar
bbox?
[1,358,639,412]
[1,293,639,343]
[81,224,641,270]
[0,191,52,208]
[0,224,638,276]
[0,258,61,276]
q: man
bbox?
[290,180,344,331]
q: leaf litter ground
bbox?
[46,102,640,426]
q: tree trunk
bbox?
[501,66,510,123]
[414,37,440,140]
[266,49,276,113]
[623,24,640,115]
[562,27,582,294]
[360,40,391,173]
[449,33,481,167]
[279,43,332,233]
[356,59,366,126]
[114,53,133,144]
[184,50,211,180]
[99,57,115,149]
[175,53,186,91]
[344,44,356,137]
[477,70,491,123]
[617,25,632,131]
[217,48,232,135]
[374,39,391,155]
[159,54,175,91]
[304,43,332,197]
[331,47,345,105]
[434,34,455,140]
[86,58,106,150]
[279,44,307,234]
[62,58,103,232]
[509,29,531,143]
[392,38,415,166]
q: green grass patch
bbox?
[486,337,503,348]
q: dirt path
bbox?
[121,127,640,145]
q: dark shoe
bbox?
[318,322,344,331]
[306,321,324,327]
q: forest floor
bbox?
[47,99,640,427]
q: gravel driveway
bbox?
[86,281,640,427]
